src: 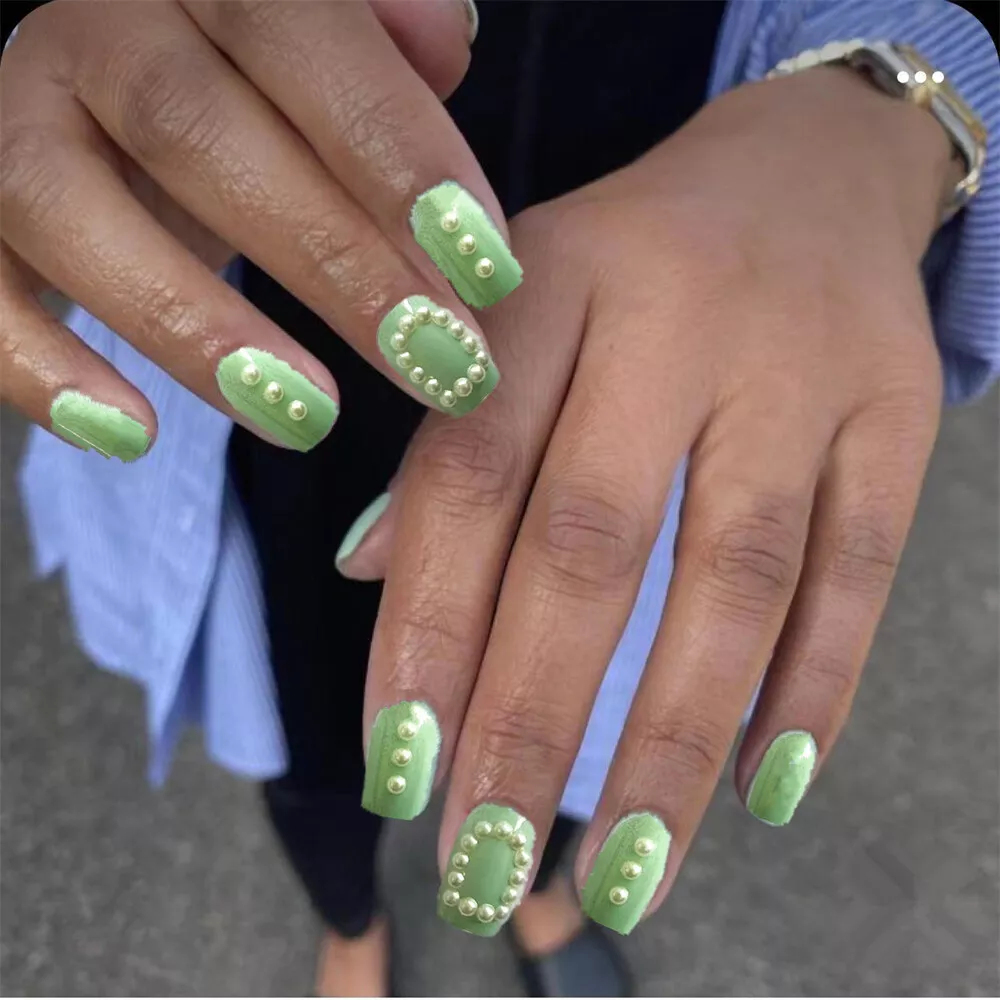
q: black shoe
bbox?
[514,923,633,997]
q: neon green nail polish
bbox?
[377,296,499,416]
[582,813,671,936]
[410,182,522,308]
[50,391,150,462]
[336,493,391,571]
[437,804,535,937]
[362,700,439,820]
[216,348,338,452]
[746,730,817,826]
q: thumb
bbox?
[336,492,395,581]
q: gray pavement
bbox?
[1,394,998,998]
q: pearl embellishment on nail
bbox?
[474,349,489,367]
[474,258,495,278]
[396,352,414,369]
[409,366,426,383]
[509,832,527,849]
[442,889,460,907]
[262,381,284,403]
[391,748,412,766]
[461,834,479,851]
[425,379,441,395]
[386,775,406,795]
[501,887,520,905]
[454,378,472,397]
[452,853,470,869]
[514,849,532,869]
[458,897,478,917]
[415,306,432,324]
[477,904,495,923]
[397,720,418,740]
[433,308,451,326]
[457,234,477,255]
[495,905,510,921]
[390,332,407,351]
[467,364,485,383]
[474,821,493,838]
[448,872,465,888]
[634,837,655,857]
[461,334,479,354]
[449,320,465,339]
[287,400,308,421]
[440,390,456,408]
[621,861,642,880]
[398,314,416,334]
[509,870,527,887]
[609,886,629,905]
[494,821,513,840]
[241,364,262,386]
[441,210,460,233]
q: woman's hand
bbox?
[352,67,958,933]
[0,0,515,461]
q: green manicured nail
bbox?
[50,390,150,462]
[377,296,499,416]
[410,182,522,308]
[746,730,817,827]
[216,348,338,452]
[336,493,391,571]
[582,813,671,936]
[437,804,535,937]
[362,701,439,820]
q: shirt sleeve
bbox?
[710,1,1000,404]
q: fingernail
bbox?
[362,701,440,820]
[582,813,671,936]
[438,804,535,937]
[746,730,817,827]
[336,492,391,572]
[216,348,338,452]
[378,296,499,415]
[50,390,150,462]
[460,0,479,43]
[410,182,522,308]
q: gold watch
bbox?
[766,39,988,223]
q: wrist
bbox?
[695,65,961,254]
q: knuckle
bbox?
[640,712,731,785]
[532,480,648,597]
[477,695,578,786]
[825,512,901,596]
[0,125,68,230]
[795,647,858,702]
[413,419,521,522]
[692,495,804,625]
[116,46,228,165]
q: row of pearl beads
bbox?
[608,836,657,906]
[385,715,421,797]
[240,364,308,421]
[441,820,532,921]
[439,210,496,279]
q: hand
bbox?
[350,67,956,933]
[0,0,514,461]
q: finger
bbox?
[0,73,339,451]
[575,400,828,935]
[182,0,519,306]
[360,244,583,828]
[32,2,500,415]
[335,490,396,581]
[736,396,938,826]
[1,247,155,460]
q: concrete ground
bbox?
[1,394,998,998]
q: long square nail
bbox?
[50,390,150,462]
[746,730,817,826]
[362,701,440,820]
[582,813,671,936]
[216,348,338,452]
[410,182,522,308]
[377,296,499,416]
[437,804,535,937]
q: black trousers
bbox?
[228,0,722,938]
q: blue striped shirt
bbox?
[18,0,1000,818]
